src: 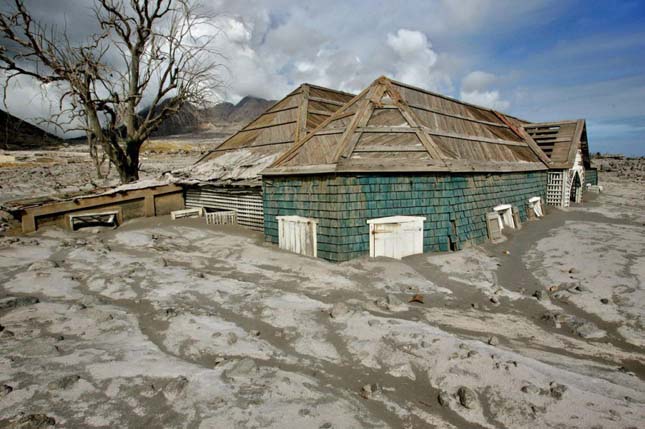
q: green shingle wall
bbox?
[263,172,547,262]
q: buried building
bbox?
[522,120,595,207]
[176,84,355,230]
[261,76,553,262]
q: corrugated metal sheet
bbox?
[185,187,263,231]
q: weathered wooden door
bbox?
[277,216,317,257]
[368,216,425,259]
[371,223,399,258]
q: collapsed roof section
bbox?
[265,76,550,175]
[185,84,355,185]
[522,119,590,169]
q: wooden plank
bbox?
[566,119,585,168]
[533,137,574,144]
[407,102,510,128]
[420,127,527,147]
[307,109,333,117]
[312,129,345,136]
[353,145,426,152]
[308,96,346,106]
[494,112,552,165]
[209,141,293,152]
[262,105,299,115]
[270,85,369,167]
[241,120,297,132]
[333,84,385,162]
[524,120,578,128]
[384,82,446,161]
[294,84,309,143]
[357,126,415,133]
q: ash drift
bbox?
[0,174,644,428]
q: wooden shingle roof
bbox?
[187,84,355,184]
[522,120,589,169]
[264,76,550,175]
[196,84,355,164]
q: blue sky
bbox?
[3,0,645,155]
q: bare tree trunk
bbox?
[88,134,105,179]
[0,0,221,184]
[120,140,141,183]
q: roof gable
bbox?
[267,77,549,175]
[522,119,589,169]
[196,84,355,165]
[187,84,355,184]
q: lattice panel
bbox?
[546,171,567,207]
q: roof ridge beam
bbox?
[332,83,387,162]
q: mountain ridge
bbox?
[0,95,276,148]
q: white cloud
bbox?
[460,89,510,111]
[461,70,497,93]
[210,16,291,102]
[385,29,451,92]
[460,70,510,110]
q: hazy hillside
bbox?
[0,109,65,149]
[1,96,275,149]
[150,96,275,137]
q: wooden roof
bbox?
[264,77,550,175]
[195,84,355,167]
[522,119,590,169]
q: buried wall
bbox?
[15,185,184,233]
[263,172,547,262]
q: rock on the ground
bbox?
[329,302,349,319]
[27,260,58,271]
[1,384,13,398]
[550,382,568,400]
[48,375,80,390]
[488,336,500,346]
[375,294,408,312]
[163,376,189,400]
[224,358,257,379]
[360,383,380,399]
[0,296,40,310]
[521,384,540,395]
[9,413,56,428]
[567,317,606,339]
[457,386,478,409]
[437,390,450,407]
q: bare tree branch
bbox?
[0,0,222,183]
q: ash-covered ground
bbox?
[0,167,644,427]
[0,138,211,205]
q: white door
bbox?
[399,220,424,257]
[368,216,426,259]
[277,216,317,257]
[371,223,400,258]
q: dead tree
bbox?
[0,0,221,183]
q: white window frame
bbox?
[528,196,543,218]
[493,204,515,230]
